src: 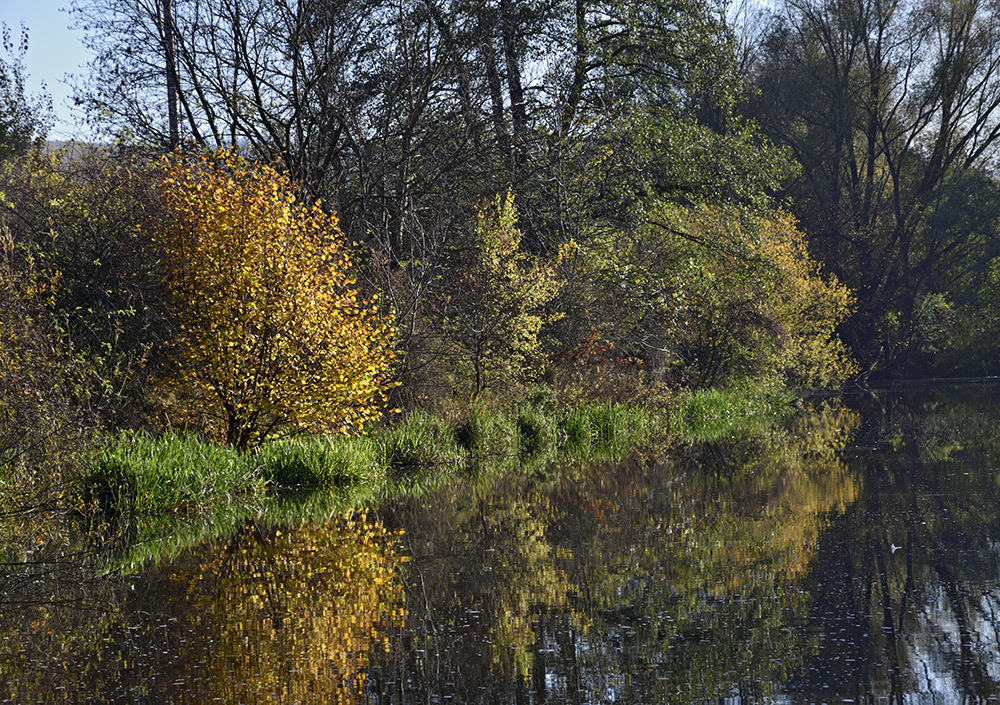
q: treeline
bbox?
[9,0,998,474]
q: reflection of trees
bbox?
[0,549,126,703]
[785,384,1000,702]
[373,400,861,703]
[0,511,404,703]
[155,513,405,703]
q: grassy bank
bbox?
[85,399,669,517]
[87,388,796,518]
[78,390,793,573]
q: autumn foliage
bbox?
[438,194,562,399]
[759,211,857,389]
[156,149,395,448]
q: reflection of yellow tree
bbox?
[480,496,578,681]
[0,573,124,703]
[540,400,863,699]
[665,401,861,590]
[168,512,405,704]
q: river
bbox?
[3,383,1000,703]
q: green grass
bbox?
[559,402,662,461]
[87,400,673,521]
[379,411,465,468]
[87,430,264,516]
[516,405,559,458]
[456,403,520,459]
[86,388,785,524]
[75,384,794,574]
[677,385,793,442]
[256,434,383,486]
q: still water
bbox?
[4,384,1000,703]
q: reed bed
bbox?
[677,386,793,442]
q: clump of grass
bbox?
[456,404,519,459]
[678,385,793,442]
[88,431,263,516]
[559,402,661,462]
[256,434,383,486]
[516,405,559,458]
[379,411,464,468]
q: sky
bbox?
[0,0,90,140]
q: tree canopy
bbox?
[0,23,51,161]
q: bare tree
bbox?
[748,0,1000,372]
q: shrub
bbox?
[156,149,396,448]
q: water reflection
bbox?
[0,513,405,703]
[9,387,1000,702]
[371,399,861,703]
[786,384,1000,702]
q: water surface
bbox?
[4,385,1000,703]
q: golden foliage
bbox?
[759,211,858,388]
[572,203,857,389]
[165,513,405,703]
[156,149,396,448]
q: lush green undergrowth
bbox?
[87,389,793,521]
[78,391,791,573]
[676,385,795,443]
[87,431,267,516]
[86,400,667,516]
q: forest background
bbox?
[3,0,1000,509]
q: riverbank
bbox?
[86,385,793,519]
[3,384,794,576]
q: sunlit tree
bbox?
[437,194,562,399]
[157,149,395,448]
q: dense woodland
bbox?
[3,0,1000,479]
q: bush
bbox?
[0,147,168,429]
[0,226,91,514]
[156,149,396,448]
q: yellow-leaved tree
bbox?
[759,211,857,389]
[157,149,395,449]
[439,193,562,399]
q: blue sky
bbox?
[0,0,90,140]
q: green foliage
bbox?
[437,194,563,399]
[0,226,91,514]
[758,211,857,388]
[257,435,383,486]
[563,204,855,393]
[156,149,396,448]
[0,146,168,427]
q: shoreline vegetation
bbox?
[88,385,793,520]
[3,0,879,574]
